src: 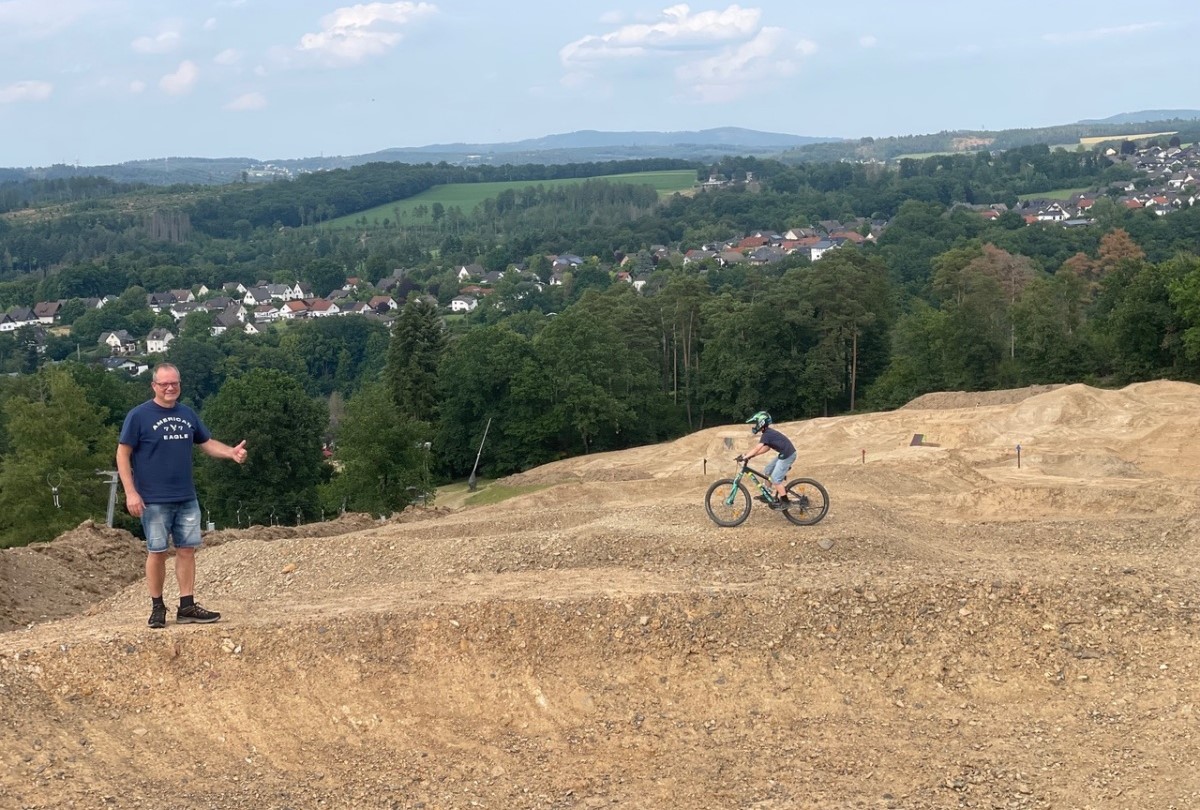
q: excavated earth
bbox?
[3,381,1200,809]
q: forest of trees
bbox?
[2,143,1199,548]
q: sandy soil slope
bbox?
[2,381,1200,809]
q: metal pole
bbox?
[467,417,492,492]
[97,470,119,527]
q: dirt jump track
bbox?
[3,381,1200,809]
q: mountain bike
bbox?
[704,455,829,527]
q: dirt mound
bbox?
[0,521,143,633]
[4,381,1200,809]
[0,512,441,634]
[901,383,1063,410]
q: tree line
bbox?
[2,145,1200,546]
[3,219,1198,548]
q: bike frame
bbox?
[725,459,778,505]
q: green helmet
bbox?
[746,410,772,435]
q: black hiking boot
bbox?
[148,603,167,629]
[177,603,221,624]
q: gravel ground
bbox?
[2,381,1200,810]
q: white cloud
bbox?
[214,48,241,65]
[0,0,101,36]
[297,1,438,65]
[225,91,267,111]
[0,80,53,103]
[203,17,218,31]
[676,27,812,103]
[1042,22,1162,45]
[859,35,877,48]
[560,4,761,66]
[159,60,199,95]
[559,5,814,102]
[132,30,182,55]
[129,80,146,94]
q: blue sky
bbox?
[1,0,1196,167]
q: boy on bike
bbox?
[741,411,796,509]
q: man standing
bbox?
[117,363,248,628]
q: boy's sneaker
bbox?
[177,604,221,624]
[754,495,770,504]
[148,604,167,629]
[770,497,791,511]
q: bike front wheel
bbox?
[783,478,829,526]
[704,479,751,527]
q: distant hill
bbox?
[6,113,1200,186]
[383,127,831,154]
[2,128,838,187]
[1078,110,1200,125]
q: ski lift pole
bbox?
[467,417,492,492]
[97,470,119,527]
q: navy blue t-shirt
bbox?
[758,426,795,457]
[118,400,211,503]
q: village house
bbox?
[33,301,61,325]
[307,299,340,318]
[146,292,176,313]
[211,310,244,335]
[368,295,398,312]
[450,295,478,313]
[456,264,485,282]
[98,330,138,355]
[243,287,273,307]
[146,328,175,354]
[100,357,143,375]
[278,300,310,320]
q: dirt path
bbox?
[3,381,1200,809]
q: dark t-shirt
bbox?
[118,400,211,503]
[758,426,796,457]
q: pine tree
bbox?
[384,297,447,423]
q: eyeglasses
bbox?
[153,381,181,389]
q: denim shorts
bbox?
[142,499,203,553]
[764,452,796,485]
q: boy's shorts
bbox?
[764,452,797,485]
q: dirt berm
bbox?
[3,381,1200,809]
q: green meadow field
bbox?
[322,169,698,228]
[1017,187,1091,201]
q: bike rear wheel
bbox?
[704,479,751,527]
[782,478,829,526]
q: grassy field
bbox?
[435,479,552,509]
[322,169,698,229]
[1017,187,1092,201]
[1078,131,1177,147]
[890,151,962,161]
